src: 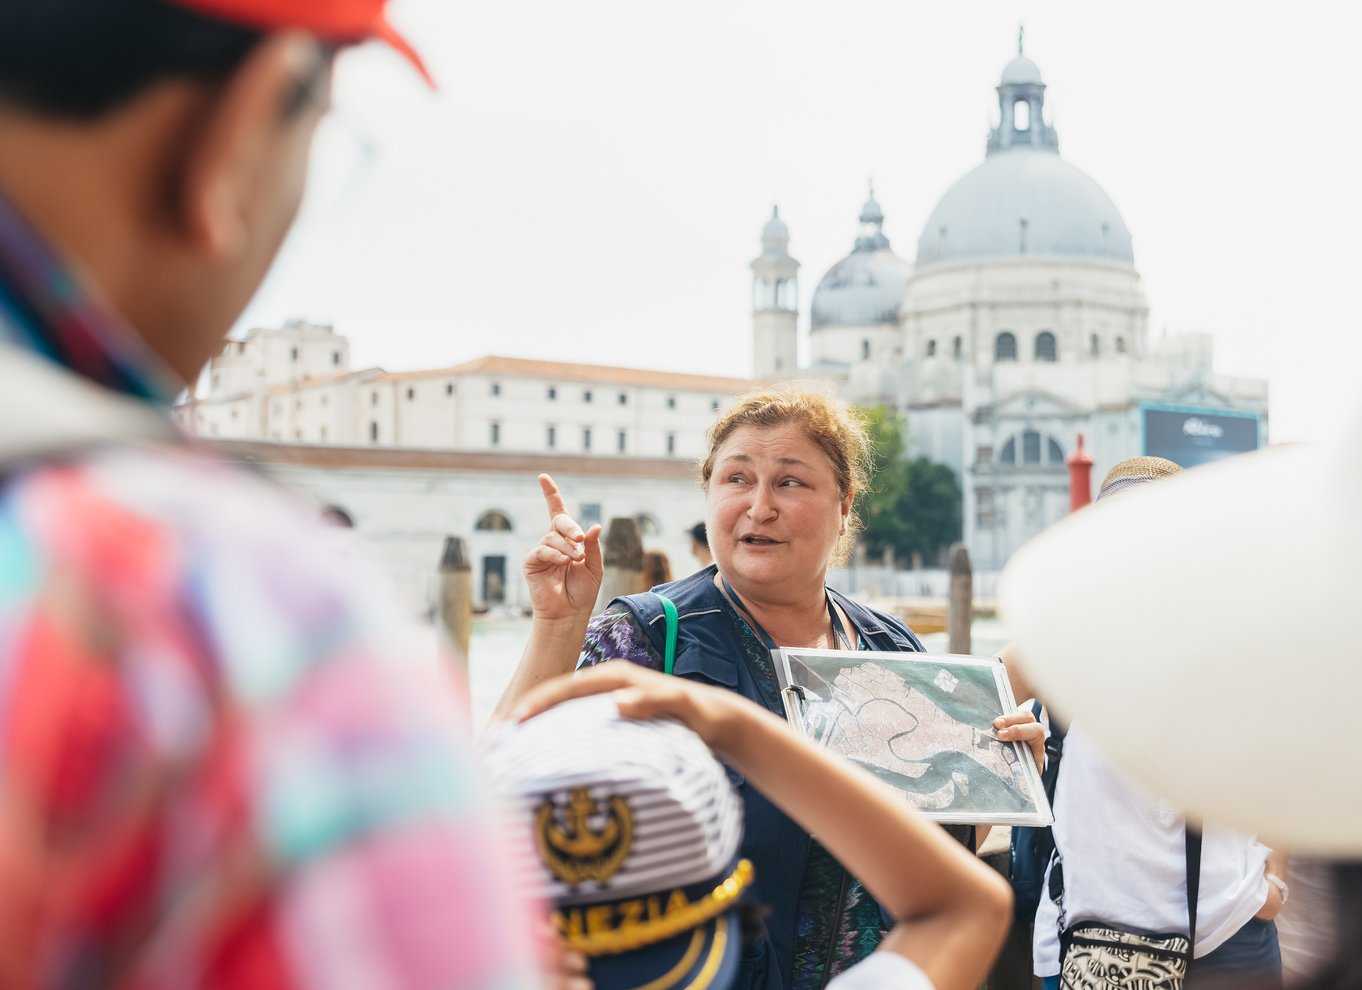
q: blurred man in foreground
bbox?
[0,2,543,987]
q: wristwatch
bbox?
[1265,872,1289,907]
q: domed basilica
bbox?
[751,44,1268,571]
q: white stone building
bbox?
[178,43,1269,593]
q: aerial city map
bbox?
[775,650,1052,827]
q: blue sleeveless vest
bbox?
[611,565,923,990]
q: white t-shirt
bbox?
[1031,722,1270,974]
[826,952,934,989]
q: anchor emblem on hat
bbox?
[535,788,634,887]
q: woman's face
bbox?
[706,424,852,602]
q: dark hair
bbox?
[689,522,708,547]
[0,0,261,119]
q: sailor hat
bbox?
[482,695,751,990]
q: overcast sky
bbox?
[234,0,1362,444]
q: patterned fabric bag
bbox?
[1059,923,1191,990]
[1055,830,1202,990]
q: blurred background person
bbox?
[690,521,713,568]
[642,548,673,589]
[0,2,544,987]
[1002,457,1289,990]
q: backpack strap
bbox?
[1186,826,1203,970]
[655,591,679,676]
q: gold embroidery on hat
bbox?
[536,788,634,886]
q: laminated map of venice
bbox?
[774,649,1053,826]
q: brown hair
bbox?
[700,386,872,564]
[642,549,673,588]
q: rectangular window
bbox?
[547,425,556,449]
[332,351,341,365]
[490,422,501,446]
[666,395,676,409]
[618,393,627,406]
[666,432,676,455]
[547,386,557,400]
[446,383,454,396]
[290,347,299,361]
[583,427,592,451]
[371,391,379,406]
[617,430,626,453]
[579,503,602,529]
[491,382,501,396]
[369,422,379,443]
[583,390,593,403]
[407,387,415,401]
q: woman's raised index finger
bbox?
[538,473,571,522]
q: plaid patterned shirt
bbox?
[0,192,544,988]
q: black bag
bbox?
[1008,701,1066,920]
[1054,828,1202,990]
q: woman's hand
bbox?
[524,474,603,624]
[993,706,1046,772]
[513,661,752,757]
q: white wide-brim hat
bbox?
[998,415,1362,855]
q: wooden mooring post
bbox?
[438,536,473,679]
[948,541,972,655]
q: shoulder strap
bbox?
[655,592,678,676]
[1186,827,1203,964]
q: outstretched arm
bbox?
[514,663,1013,990]
[490,474,602,722]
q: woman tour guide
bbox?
[496,387,1039,990]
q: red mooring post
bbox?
[1067,432,1095,511]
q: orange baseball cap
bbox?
[166,0,432,85]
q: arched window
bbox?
[1090,333,1100,357]
[1115,336,1127,354]
[1035,331,1057,362]
[1000,431,1065,467]
[995,332,1017,362]
[475,510,513,532]
[926,339,937,357]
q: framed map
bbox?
[774,649,1053,826]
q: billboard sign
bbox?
[1141,404,1263,468]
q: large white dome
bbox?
[916,48,1135,270]
[915,148,1134,268]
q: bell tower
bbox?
[751,206,800,380]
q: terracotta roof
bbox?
[373,355,755,393]
[211,440,701,481]
[261,368,384,397]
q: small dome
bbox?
[811,249,911,329]
[916,147,1134,267]
[1001,54,1043,86]
[811,191,910,329]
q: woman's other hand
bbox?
[993,706,1046,772]
[524,474,602,623]
[513,662,751,756]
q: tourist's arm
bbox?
[1257,847,1290,920]
[514,663,1013,990]
[491,474,602,722]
